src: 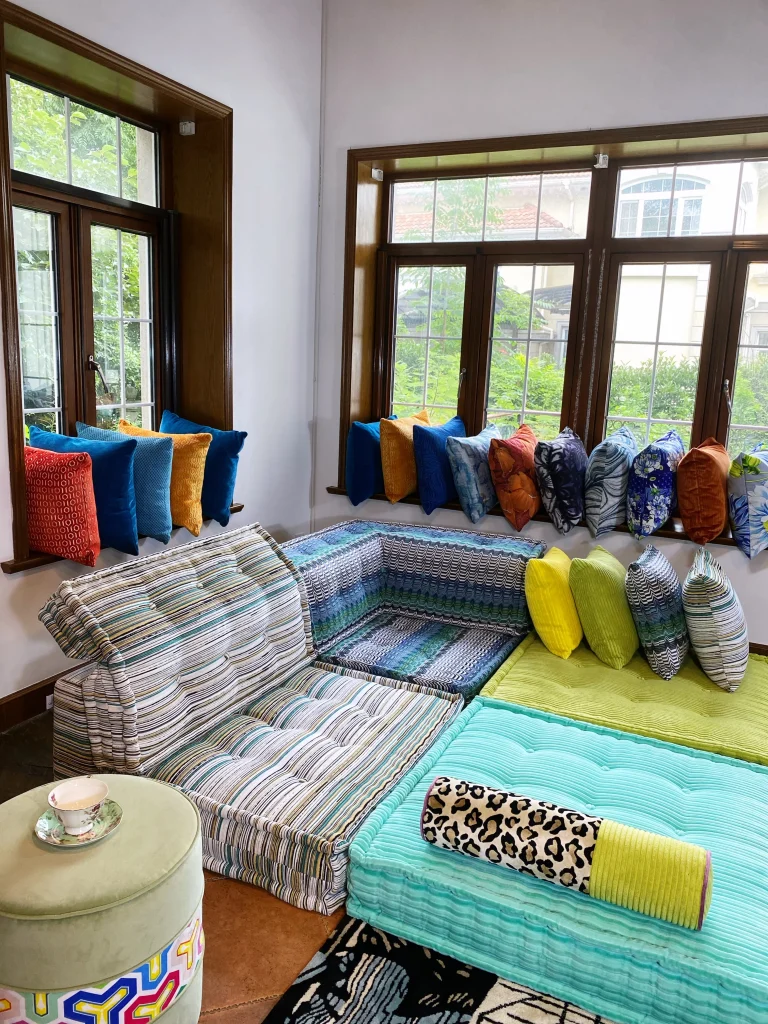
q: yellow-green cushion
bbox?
[0,774,202,992]
[569,545,638,668]
[525,547,582,659]
[482,632,768,766]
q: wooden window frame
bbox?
[0,0,235,573]
[334,120,768,544]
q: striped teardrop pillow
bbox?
[683,548,748,691]
[625,545,689,680]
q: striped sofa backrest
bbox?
[40,523,314,772]
[378,524,546,632]
[283,521,385,649]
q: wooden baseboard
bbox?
[0,673,57,731]
[750,643,768,657]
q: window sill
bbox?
[325,486,737,548]
[1,503,245,575]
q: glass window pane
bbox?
[123,321,153,404]
[91,225,120,318]
[736,163,768,234]
[433,177,485,242]
[13,206,62,433]
[93,320,121,406]
[484,175,540,242]
[95,407,120,430]
[122,405,153,429]
[606,262,710,446]
[70,102,119,195]
[9,79,67,182]
[121,233,152,320]
[615,167,674,237]
[538,171,591,239]
[391,180,435,242]
[392,265,465,422]
[120,121,157,205]
[671,162,739,236]
[486,264,573,436]
[729,262,768,455]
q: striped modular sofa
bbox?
[283,520,546,698]
[40,524,462,914]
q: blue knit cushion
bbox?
[585,426,638,537]
[345,419,395,506]
[77,422,173,543]
[625,545,689,680]
[413,416,466,515]
[159,410,246,526]
[626,430,685,538]
[29,426,138,554]
[446,426,500,523]
[534,427,588,534]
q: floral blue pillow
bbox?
[728,444,768,559]
[584,426,638,537]
[626,430,685,538]
[533,427,588,534]
[446,425,500,523]
[414,416,466,515]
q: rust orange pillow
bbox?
[380,410,430,503]
[677,437,731,544]
[488,425,540,530]
[119,420,211,536]
[25,446,100,566]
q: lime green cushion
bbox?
[569,545,638,668]
[482,632,768,766]
[0,774,202,991]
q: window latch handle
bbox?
[723,378,733,415]
[458,366,467,399]
[86,354,113,401]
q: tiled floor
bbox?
[0,712,343,1024]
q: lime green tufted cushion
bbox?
[0,774,202,992]
[482,632,768,766]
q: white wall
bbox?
[315,0,768,642]
[0,0,322,697]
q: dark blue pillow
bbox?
[28,426,139,554]
[346,418,396,506]
[77,422,173,543]
[159,410,247,527]
[413,416,466,514]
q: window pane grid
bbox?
[392,171,591,243]
[727,262,768,455]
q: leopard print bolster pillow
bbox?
[421,776,713,930]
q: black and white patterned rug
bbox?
[264,915,616,1024]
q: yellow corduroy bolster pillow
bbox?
[380,409,430,503]
[119,420,211,536]
[525,547,583,659]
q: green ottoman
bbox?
[0,775,204,1024]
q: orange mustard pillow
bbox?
[380,410,431,503]
[119,420,212,536]
[488,425,541,530]
[677,436,731,544]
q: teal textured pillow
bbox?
[682,548,748,691]
[159,410,246,526]
[585,426,638,537]
[446,426,500,523]
[625,545,689,680]
[77,422,173,543]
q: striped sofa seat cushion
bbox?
[144,662,460,912]
[41,524,315,772]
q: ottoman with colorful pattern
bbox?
[0,775,203,1024]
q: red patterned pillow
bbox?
[25,446,101,566]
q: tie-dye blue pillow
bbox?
[728,443,768,559]
[446,426,500,523]
[585,426,638,537]
[626,430,685,538]
[534,427,588,534]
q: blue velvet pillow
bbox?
[345,418,396,506]
[159,410,247,526]
[413,416,466,514]
[626,430,685,538]
[446,426,500,523]
[534,427,588,534]
[77,422,173,543]
[29,426,139,554]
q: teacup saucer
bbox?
[34,799,123,848]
